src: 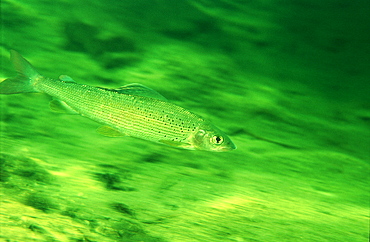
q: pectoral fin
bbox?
[97,126,125,137]
[159,139,191,149]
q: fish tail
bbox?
[0,50,41,94]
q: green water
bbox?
[0,0,369,241]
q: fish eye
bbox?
[211,135,224,145]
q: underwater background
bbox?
[0,0,369,241]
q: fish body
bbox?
[0,50,236,151]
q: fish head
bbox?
[191,123,236,152]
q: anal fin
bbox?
[49,99,78,114]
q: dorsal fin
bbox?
[99,83,167,101]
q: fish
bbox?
[0,50,236,152]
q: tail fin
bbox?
[0,50,41,94]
